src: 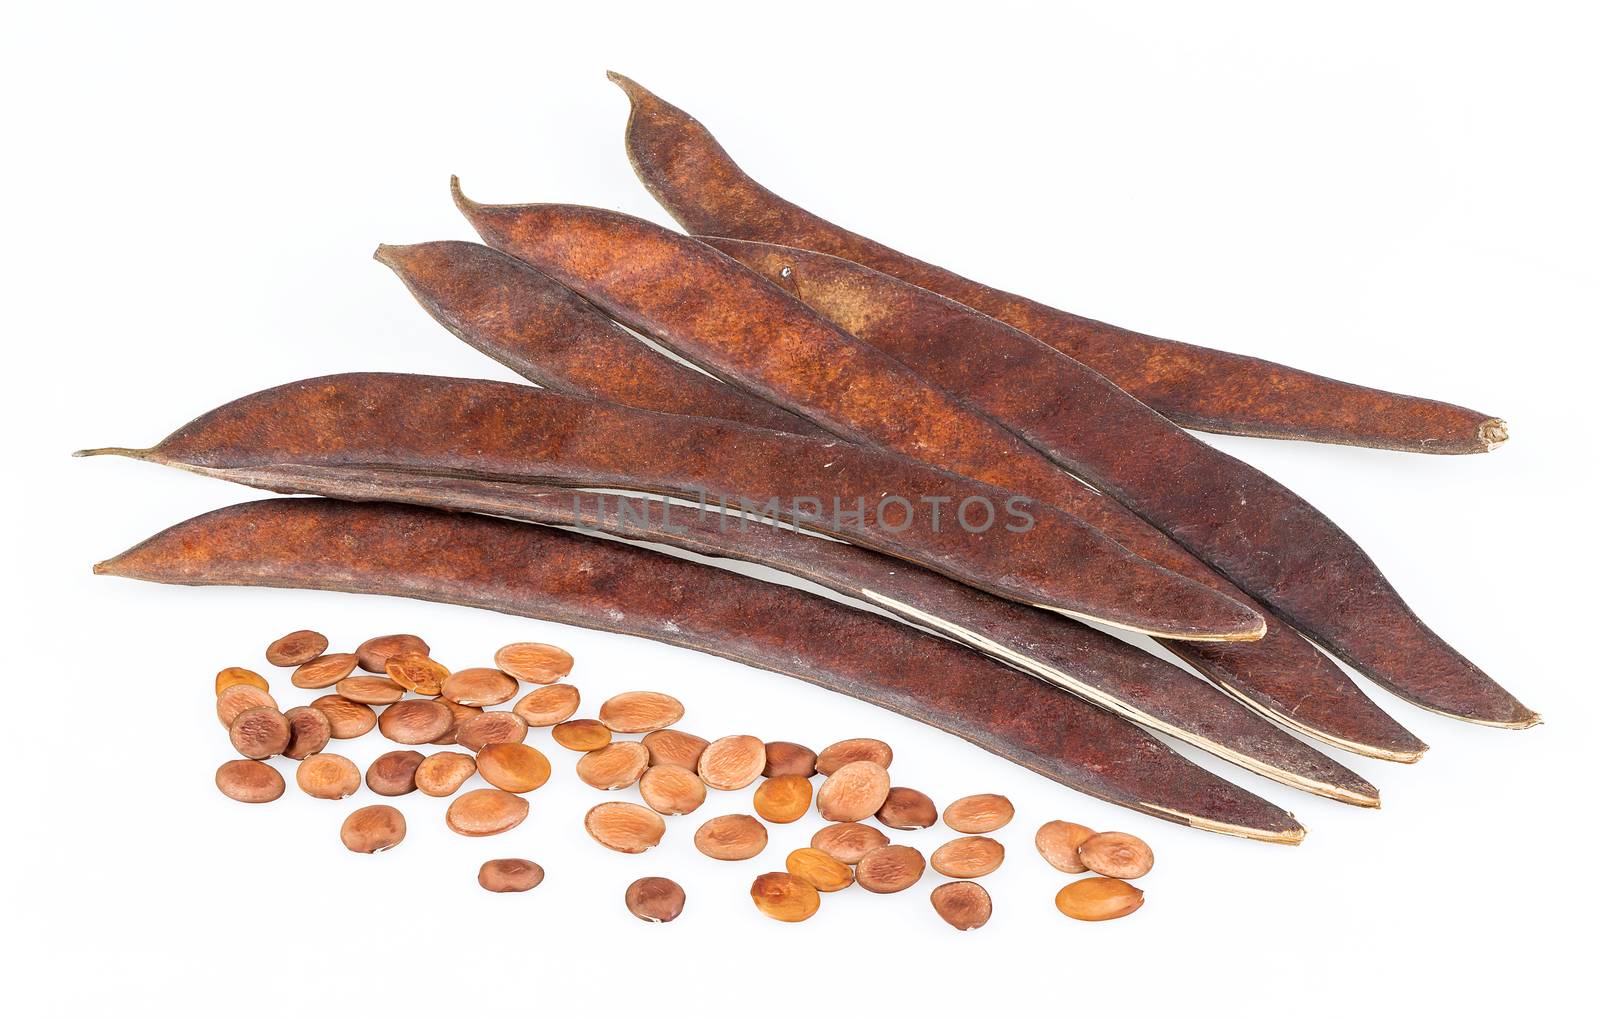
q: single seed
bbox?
[386,651,450,696]
[216,684,277,727]
[1078,831,1154,879]
[494,641,574,684]
[698,735,766,790]
[576,741,650,789]
[643,728,709,770]
[455,711,529,753]
[639,764,707,815]
[215,759,284,803]
[876,786,937,830]
[446,788,529,836]
[266,629,328,667]
[811,822,889,864]
[335,674,407,705]
[785,848,854,892]
[943,793,1015,834]
[553,718,612,751]
[750,872,820,922]
[598,691,685,733]
[366,750,425,796]
[584,801,666,853]
[753,775,813,823]
[625,876,686,922]
[816,761,891,822]
[310,695,376,739]
[855,844,926,893]
[513,684,580,726]
[693,814,768,861]
[1035,821,1096,874]
[477,742,552,793]
[229,706,291,759]
[356,633,430,674]
[442,667,519,706]
[432,700,481,745]
[292,652,360,689]
[281,705,332,760]
[479,858,544,893]
[415,751,477,796]
[377,699,456,744]
[931,836,1006,878]
[931,881,993,930]
[341,804,406,853]
[296,753,361,799]
[1055,876,1144,921]
[815,737,893,775]
[214,666,268,696]
[762,741,817,778]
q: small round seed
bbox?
[432,700,481,745]
[477,743,552,793]
[415,751,477,796]
[355,633,430,674]
[386,651,450,697]
[292,653,360,690]
[215,760,284,803]
[815,737,893,775]
[931,881,992,930]
[456,712,529,753]
[310,695,376,739]
[693,814,768,861]
[698,735,766,791]
[366,750,425,796]
[810,822,889,864]
[376,699,455,744]
[335,674,407,705]
[584,801,666,853]
[296,753,361,799]
[216,684,277,727]
[281,705,332,760]
[513,684,580,727]
[816,761,891,822]
[265,629,328,667]
[1077,831,1154,879]
[229,706,291,759]
[553,718,612,752]
[762,741,817,778]
[478,858,544,893]
[1035,820,1096,874]
[625,877,685,923]
[750,872,819,922]
[494,641,573,684]
[1055,876,1144,921]
[215,666,268,696]
[942,793,1014,834]
[752,775,813,824]
[876,786,937,830]
[598,691,685,733]
[930,836,1006,878]
[576,741,650,790]
[639,764,707,815]
[855,844,926,893]
[442,667,519,706]
[785,848,853,892]
[446,789,529,837]
[643,729,709,770]
[341,804,406,853]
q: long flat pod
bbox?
[79,373,1264,641]
[607,72,1505,455]
[710,239,1537,729]
[94,498,1305,843]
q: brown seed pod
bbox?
[1055,877,1144,921]
[229,706,291,759]
[431,700,481,745]
[296,753,361,799]
[512,684,581,727]
[455,711,529,753]
[356,633,430,674]
[876,787,937,830]
[281,705,332,760]
[576,741,650,790]
[584,801,666,853]
[752,775,813,824]
[552,718,611,752]
[442,667,519,707]
[931,881,993,930]
[810,822,889,864]
[366,750,424,796]
[639,764,707,815]
[943,794,1015,834]
[375,699,455,745]
[930,836,1006,879]
[415,751,477,796]
[494,641,573,684]
[815,738,894,775]
[598,691,685,733]
[214,666,268,696]
[476,742,552,793]
[310,695,377,739]
[693,814,768,861]
[855,844,926,893]
[386,651,450,696]
[785,848,854,892]
[216,683,277,727]
[762,741,817,778]
[698,735,766,791]
[1078,832,1155,879]
[643,728,709,770]
[816,761,891,822]
[292,653,360,690]
[750,872,820,922]
[1035,821,1096,874]
[446,788,529,837]
[215,760,284,803]
[335,674,407,705]
[341,804,406,853]
[479,858,545,893]
[265,629,328,667]
[625,876,685,922]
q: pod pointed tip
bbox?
[605,70,643,100]
[74,446,148,460]
[449,175,476,213]
[372,243,399,267]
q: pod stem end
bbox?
[73,447,151,460]
[1479,418,1510,450]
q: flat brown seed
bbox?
[442,667,519,706]
[229,706,291,759]
[750,872,820,922]
[815,738,893,775]
[698,735,766,791]
[637,764,707,816]
[341,804,406,853]
[576,741,650,790]
[366,750,425,796]
[856,844,927,893]
[584,801,666,853]
[446,788,529,837]
[876,787,938,830]
[415,751,477,796]
[455,712,529,753]
[693,814,768,861]
[1078,831,1155,879]
[625,876,686,922]
[292,653,360,690]
[811,822,889,864]
[513,684,580,727]
[216,684,277,727]
[930,836,1006,878]
[598,691,685,733]
[335,674,407,705]
[943,794,1015,834]
[1035,821,1096,874]
[215,666,268,696]
[552,718,611,752]
[816,761,892,822]
[753,775,813,824]
[643,728,709,770]
[215,759,285,803]
[310,695,377,739]
[785,848,854,892]
[281,705,332,760]
[386,651,450,696]
[432,700,481,745]
[494,641,574,684]
[479,858,545,893]
[356,633,430,674]
[296,753,361,799]
[477,742,552,793]
[762,741,818,778]
[377,699,455,744]
[931,881,993,931]
[265,629,328,667]
[1055,876,1144,921]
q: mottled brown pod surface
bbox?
[762,741,817,778]
[930,836,1006,879]
[310,695,376,740]
[215,760,284,803]
[753,775,813,824]
[356,634,429,675]
[1035,821,1096,874]
[455,712,529,753]
[266,629,327,667]
[943,794,1015,834]
[366,750,424,796]
[477,743,552,794]
[442,667,518,707]
[750,872,820,922]
[698,735,767,791]
[625,877,685,922]
[415,751,477,797]
[931,881,993,931]
[584,801,666,853]
[694,814,768,861]
[446,789,529,837]
[856,844,927,894]
[639,764,706,815]
[815,738,893,776]
[1056,877,1145,921]
[811,822,888,864]
[281,706,332,760]
[514,684,581,727]
[644,729,709,771]
[816,761,891,822]
[598,691,684,733]
[341,805,406,854]
[385,651,449,697]
[552,718,612,752]
[377,700,455,744]
[215,667,268,696]
[1078,832,1155,879]
[876,787,937,830]
[576,741,650,790]
[216,684,276,727]
[479,858,544,893]
[785,848,854,892]
[335,675,406,705]
[493,642,573,685]
[296,753,361,799]
[291,653,359,690]
[229,707,291,759]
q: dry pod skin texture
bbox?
[855,844,927,893]
[576,741,650,790]
[477,742,552,793]
[930,836,1006,879]
[750,872,821,922]
[785,848,854,892]
[415,751,477,797]
[366,750,425,796]
[229,706,291,760]
[643,729,709,770]
[494,642,573,684]
[296,753,361,799]
[386,651,450,696]
[216,684,276,727]
[216,760,285,803]
[281,705,332,760]
[215,667,268,696]
[266,629,327,667]
[1036,821,1096,874]
[1056,877,1145,922]
[479,858,544,893]
[753,775,813,824]
[598,691,685,733]
[292,653,359,690]
[943,794,1015,834]
[639,764,707,815]
[815,738,894,775]
[625,877,686,923]
[816,761,892,822]
[335,675,407,705]
[552,718,611,752]
[698,735,767,791]
[762,741,817,778]
[377,699,455,744]
[446,789,530,837]
[456,712,529,753]
[310,695,376,739]
[1078,832,1155,879]
[694,814,768,861]
[356,633,430,674]
[931,881,993,931]
[584,801,666,854]
[442,667,519,706]
[811,822,889,864]
[341,805,406,854]
[513,684,580,727]
[876,786,937,830]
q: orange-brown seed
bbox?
[815,737,893,775]
[229,706,291,759]
[643,729,709,770]
[386,651,450,696]
[296,753,361,799]
[931,881,993,930]
[639,764,707,815]
[1035,820,1096,874]
[494,642,573,684]
[930,836,1006,878]
[341,804,406,853]
[816,761,891,822]
[762,741,818,777]
[265,629,327,667]
[415,751,477,796]
[456,712,529,753]
[1055,877,1144,921]
[698,735,766,791]
[292,653,360,690]
[476,742,552,793]
[583,801,666,853]
[598,691,685,733]
[942,793,1015,834]
[216,684,277,727]
[552,718,612,751]
[446,788,529,836]
[855,844,926,893]
[693,814,768,861]
[215,759,284,803]
[442,667,519,706]
[876,786,937,830]
[785,848,854,892]
[310,695,377,739]
[576,741,650,790]
[355,633,429,674]
[753,775,813,824]
[513,684,581,727]
[215,666,268,696]
[750,872,820,922]
[811,822,889,864]
[1078,831,1154,879]
[335,674,407,705]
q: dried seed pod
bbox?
[943,794,1015,834]
[752,775,813,824]
[625,876,685,922]
[762,741,817,778]
[281,705,332,760]
[494,641,573,684]
[386,651,450,696]
[876,787,937,830]
[266,629,327,667]
[296,753,361,799]
[415,751,477,796]
[815,738,894,775]
[214,666,268,696]
[930,836,1006,878]
[446,788,530,837]
[552,718,611,751]
[376,699,456,744]
[335,674,407,705]
[643,728,709,770]
[639,764,707,815]
[366,750,424,796]
[432,700,481,745]
[750,872,820,922]
[576,741,650,790]
[785,848,854,892]
[816,761,891,822]
[479,858,544,893]
[292,653,360,690]
[1035,821,1096,874]
[698,735,766,791]
[341,804,406,853]
[693,814,768,861]
[229,706,291,759]
[1055,877,1144,921]
[356,633,430,674]
[598,691,685,733]
[215,759,284,803]
[442,667,519,706]
[310,694,376,739]
[1078,832,1154,879]
[810,822,889,864]
[476,742,552,793]
[513,684,580,727]
[584,801,666,853]
[455,711,529,753]
[855,844,926,893]
[931,881,992,931]
[216,683,277,727]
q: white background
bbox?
[4,2,1596,1015]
